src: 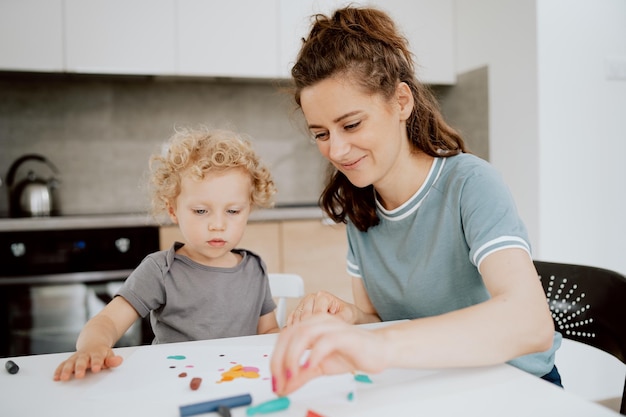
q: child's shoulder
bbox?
[234,248,268,274]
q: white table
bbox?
[0,331,621,417]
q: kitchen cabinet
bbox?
[0,0,64,72]
[281,219,352,303]
[278,0,455,84]
[1,0,453,82]
[64,0,177,75]
[159,219,351,315]
[177,0,280,78]
[159,222,281,273]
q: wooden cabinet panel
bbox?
[159,222,281,273]
[159,219,351,319]
[281,219,352,303]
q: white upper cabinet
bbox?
[278,0,344,78]
[370,0,455,84]
[0,0,64,72]
[0,0,453,83]
[64,0,177,75]
[278,0,455,84]
[177,0,280,78]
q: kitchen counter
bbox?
[0,205,325,232]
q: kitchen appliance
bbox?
[5,154,60,217]
[0,225,159,357]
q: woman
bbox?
[270,6,561,396]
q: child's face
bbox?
[168,168,252,267]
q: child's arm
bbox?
[257,311,280,334]
[53,296,140,381]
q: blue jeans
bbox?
[541,365,563,388]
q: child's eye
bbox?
[227,209,241,215]
[194,209,207,215]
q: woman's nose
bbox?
[328,133,351,161]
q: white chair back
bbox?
[268,273,305,328]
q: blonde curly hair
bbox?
[149,127,276,221]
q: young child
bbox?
[54,127,279,381]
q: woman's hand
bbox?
[286,291,358,326]
[53,345,124,381]
[270,315,390,396]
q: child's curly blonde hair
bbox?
[149,127,276,221]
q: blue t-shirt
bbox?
[346,153,561,376]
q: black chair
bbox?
[534,260,626,415]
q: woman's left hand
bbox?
[270,314,389,396]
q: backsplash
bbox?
[0,69,487,218]
[0,73,326,217]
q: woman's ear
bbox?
[396,82,414,120]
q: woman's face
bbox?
[300,77,413,190]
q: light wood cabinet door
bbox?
[281,219,352,303]
[159,222,281,273]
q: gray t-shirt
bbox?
[117,242,276,344]
[346,153,561,377]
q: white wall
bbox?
[455,0,541,254]
[455,0,626,276]
[455,0,626,407]
[537,0,626,275]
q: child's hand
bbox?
[53,346,123,381]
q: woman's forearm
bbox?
[375,295,553,369]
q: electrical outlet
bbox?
[605,56,626,80]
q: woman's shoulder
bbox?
[441,153,503,182]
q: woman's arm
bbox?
[271,248,554,395]
[378,248,554,368]
[351,277,382,324]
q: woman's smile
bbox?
[340,155,366,170]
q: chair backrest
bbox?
[534,260,626,414]
[268,273,305,328]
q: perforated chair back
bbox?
[534,260,626,414]
[268,273,305,328]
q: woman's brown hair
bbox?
[292,6,466,231]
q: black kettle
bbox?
[6,154,61,217]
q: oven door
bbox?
[0,226,159,357]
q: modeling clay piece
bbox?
[218,364,261,382]
[190,377,202,390]
[306,410,326,417]
[5,360,19,375]
[246,397,290,415]
[354,373,373,383]
[179,372,188,378]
